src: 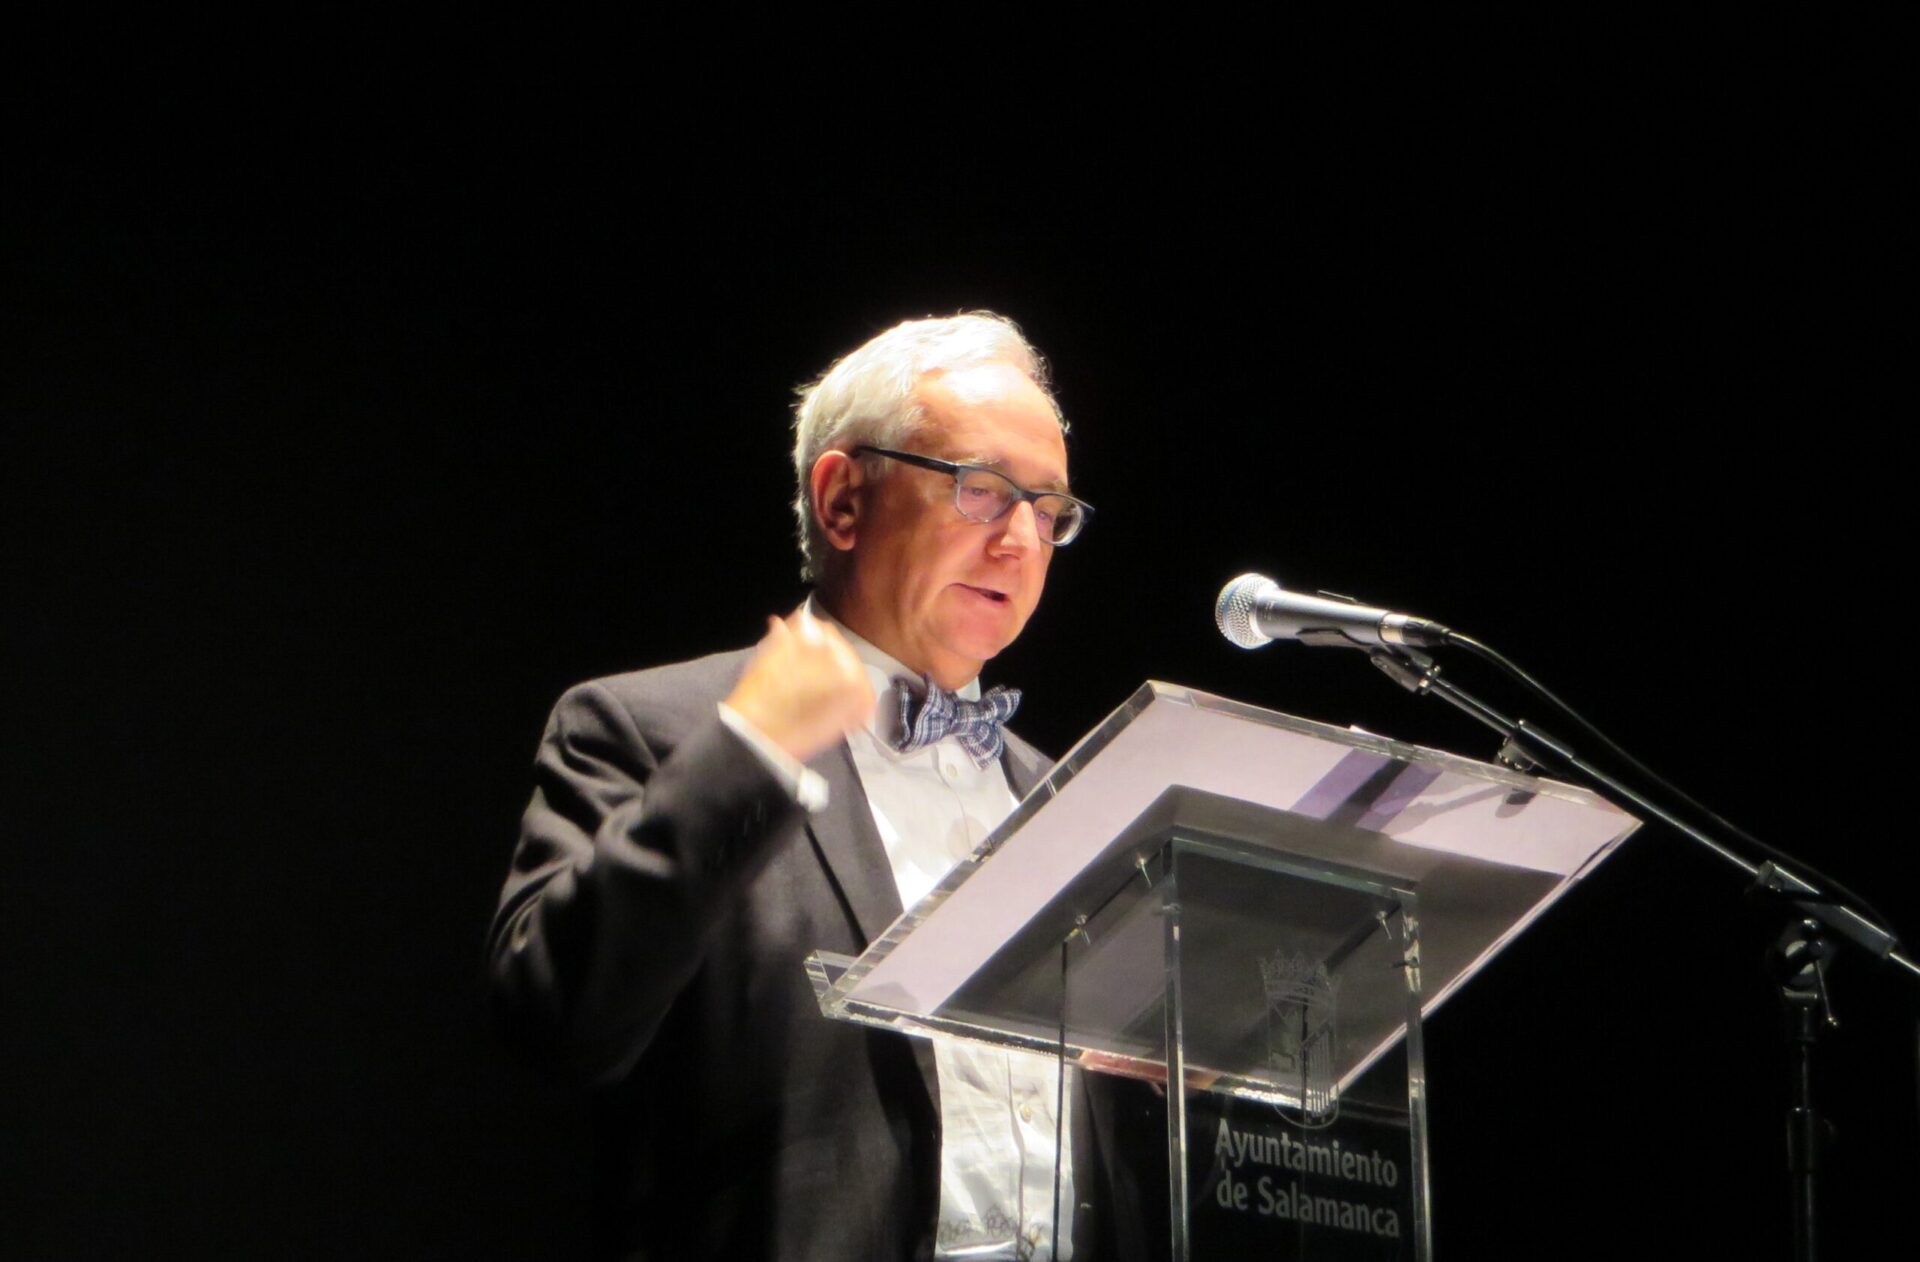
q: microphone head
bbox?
[1216,573,1280,648]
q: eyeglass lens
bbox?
[955,468,1084,543]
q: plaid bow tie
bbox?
[892,675,1022,768]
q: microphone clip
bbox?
[1368,646,1440,696]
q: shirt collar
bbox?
[805,595,982,747]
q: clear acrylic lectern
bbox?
[809,682,1640,1260]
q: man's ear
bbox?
[809,450,862,554]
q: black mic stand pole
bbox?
[1367,647,1917,1262]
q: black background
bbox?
[7,37,1914,1259]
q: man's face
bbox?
[835,361,1069,690]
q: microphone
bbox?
[1215,573,1453,651]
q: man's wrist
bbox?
[716,702,830,813]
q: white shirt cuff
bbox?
[716,702,831,813]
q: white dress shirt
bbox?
[719,605,1074,1260]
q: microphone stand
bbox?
[1367,646,1918,1262]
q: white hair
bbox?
[790,311,1062,582]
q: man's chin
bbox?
[934,626,1025,679]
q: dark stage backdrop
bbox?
[8,70,1913,1259]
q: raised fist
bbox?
[723,609,876,762]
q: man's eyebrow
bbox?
[958,453,1073,495]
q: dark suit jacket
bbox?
[488,647,1102,1261]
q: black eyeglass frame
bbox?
[852,445,1096,545]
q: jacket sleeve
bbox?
[486,678,808,1085]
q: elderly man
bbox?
[490,314,1107,1261]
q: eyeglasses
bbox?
[854,446,1095,546]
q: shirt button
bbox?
[1019,1102,1034,1123]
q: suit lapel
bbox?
[805,728,1059,1139]
[810,730,1055,946]
[804,741,904,950]
[803,741,941,1125]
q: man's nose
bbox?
[991,499,1041,554]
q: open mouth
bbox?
[961,584,1010,604]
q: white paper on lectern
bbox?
[842,682,1636,1021]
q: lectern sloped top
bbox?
[809,680,1640,1096]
